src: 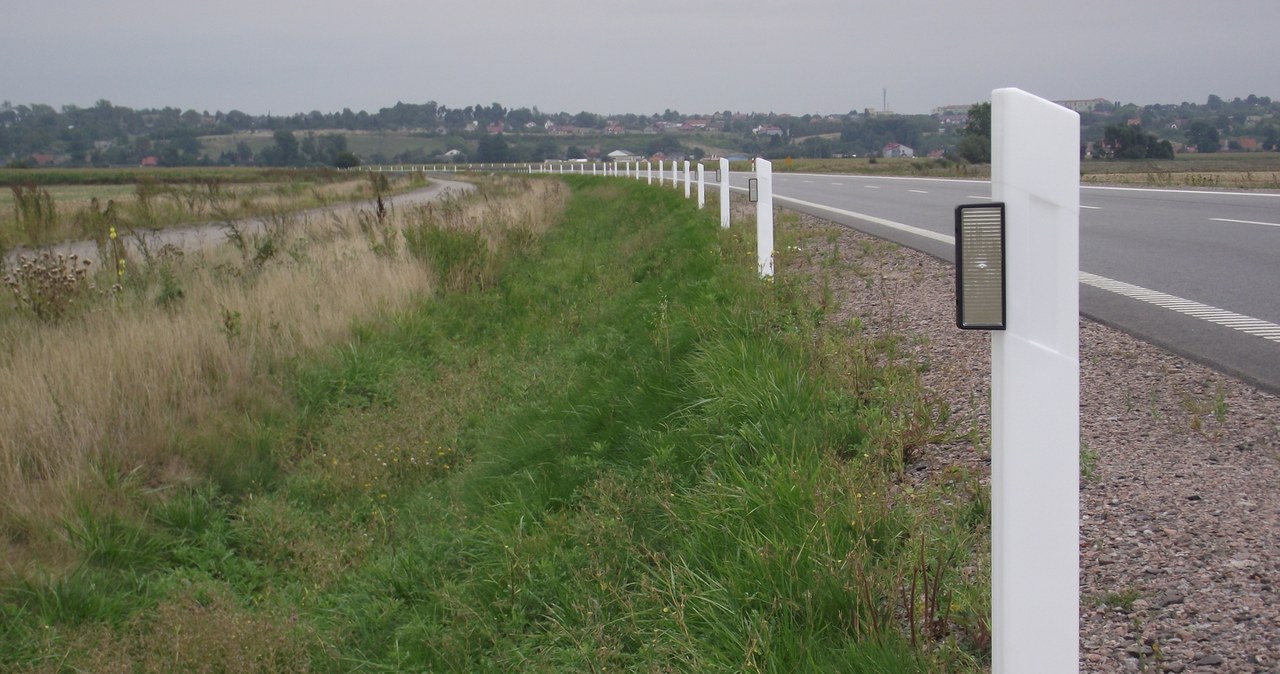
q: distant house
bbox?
[140,156,159,167]
[1054,98,1110,114]
[30,153,56,166]
[882,143,914,158]
[486,122,505,135]
[607,149,637,162]
[604,123,625,135]
[753,125,784,137]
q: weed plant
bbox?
[1,177,989,672]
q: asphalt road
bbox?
[720,171,1280,394]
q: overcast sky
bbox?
[4,0,1277,117]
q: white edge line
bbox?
[1211,217,1280,228]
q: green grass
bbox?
[1,177,990,672]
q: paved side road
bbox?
[2,178,475,268]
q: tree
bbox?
[1102,123,1173,160]
[476,133,510,162]
[1185,121,1220,153]
[260,130,300,166]
[532,138,559,161]
[334,151,360,169]
[956,102,991,164]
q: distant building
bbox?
[30,153,56,166]
[882,143,914,158]
[753,125,784,137]
[933,104,972,127]
[1054,98,1110,113]
[139,156,159,167]
[1236,137,1261,151]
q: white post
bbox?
[659,160,665,185]
[719,157,731,228]
[682,161,690,198]
[647,161,653,184]
[755,158,774,277]
[990,87,1080,674]
[697,164,705,209]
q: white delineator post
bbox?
[659,160,665,185]
[755,158,774,277]
[990,87,1080,674]
[719,157,730,228]
[647,161,653,184]
[684,161,692,198]
[696,164,705,209]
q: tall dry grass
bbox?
[0,175,568,570]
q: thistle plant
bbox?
[3,251,96,322]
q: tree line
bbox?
[3,94,1276,168]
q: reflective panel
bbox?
[955,203,1006,330]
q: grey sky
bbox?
[4,0,1277,117]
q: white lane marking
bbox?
[864,185,881,189]
[1084,184,1280,198]
[767,192,955,245]
[966,195,993,201]
[1080,273,1280,344]
[1081,205,1102,210]
[831,182,845,186]
[803,180,814,183]
[750,187,1280,346]
[909,189,929,194]
[1211,217,1280,228]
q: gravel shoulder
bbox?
[783,208,1280,673]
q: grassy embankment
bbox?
[1,175,990,672]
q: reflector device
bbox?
[955,203,1006,330]
[748,178,759,203]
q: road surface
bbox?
[724,172,1280,394]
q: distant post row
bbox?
[348,160,776,278]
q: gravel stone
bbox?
[784,208,1280,674]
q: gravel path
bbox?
[783,209,1280,673]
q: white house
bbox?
[882,143,914,158]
